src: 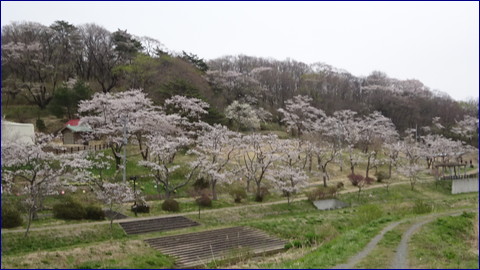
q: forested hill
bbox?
[1,21,477,137]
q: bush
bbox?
[36,118,46,132]
[85,205,105,220]
[2,207,23,228]
[229,186,247,203]
[348,174,364,186]
[131,203,150,213]
[161,199,180,212]
[413,200,432,214]
[307,186,338,202]
[193,177,210,191]
[364,177,375,184]
[255,187,270,202]
[196,194,212,207]
[336,182,344,189]
[53,198,86,220]
[375,171,389,182]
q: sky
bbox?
[1,1,478,101]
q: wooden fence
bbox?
[45,144,109,154]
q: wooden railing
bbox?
[44,144,109,154]
[440,173,478,181]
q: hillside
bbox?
[1,20,478,142]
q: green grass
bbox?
[2,181,478,269]
[409,211,478,269]
[1,224,127,256]
[274,216,395,268]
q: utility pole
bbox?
[122,115,128,182]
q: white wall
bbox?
[2,121,35,145]
[451,178,479,194]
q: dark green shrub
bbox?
[161,199,180,212]
[229,186,247,203]
[53,198,86,220]
[131,203,150,213]
[255,187,270,202]
[336,182,344,189]
[375,171,389,182]
[85,205,105,220]
[36,118,46,132]
[196,194,212,207]
[193,177,210,191]
[2,207,23,228]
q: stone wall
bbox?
[451,178,479,194]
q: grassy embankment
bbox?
[2,180,477,269]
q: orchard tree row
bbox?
[2,90,477,236]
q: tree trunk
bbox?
[388,161,393,178]
[24,208,34,237]
[165,189,171,199]
[211,181,218,200]
[365,155,371,179]
[322,168,328,187]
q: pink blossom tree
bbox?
[224,101,261,131]
[278,95,326,136]
[78,89,157,168]
[235,133,280,200]
[189,125,239,200]
[267,139,308,204]
[452,115,479,145]
[95,182,134,229]
[1,134,77,236]
[138,135,196,199]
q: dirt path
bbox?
[333,220,404,269]
[389,212,464,269]
[332,210,472,269]
[0,180,409,234]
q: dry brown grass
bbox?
[1,240,150,269]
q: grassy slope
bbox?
[2,181,478,269]
[409,212,478,269]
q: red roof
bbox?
[65,119,80,126]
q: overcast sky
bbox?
[2,1,478,101]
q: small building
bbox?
[60,119,92,145]
[2,119,35,145]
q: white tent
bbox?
[2,120,35,145]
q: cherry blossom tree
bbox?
[95,182,134,229]
[78,89,158,168]
[164,95,209,122]
[224,101,260,131]
[278,95,325,136]
[236,133,280,200]
[357,111,398,178]
[138,135,196,199]
[452,115,479,145]
[320,110,360,175]
[267,140,308,204]
[398,164,423,191]
[1,134,77,236]
[189,125,239,200]
[268,167,308,205]
[384,142,403,178]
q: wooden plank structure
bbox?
[145,226,286,268]
[119,216,199,235]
